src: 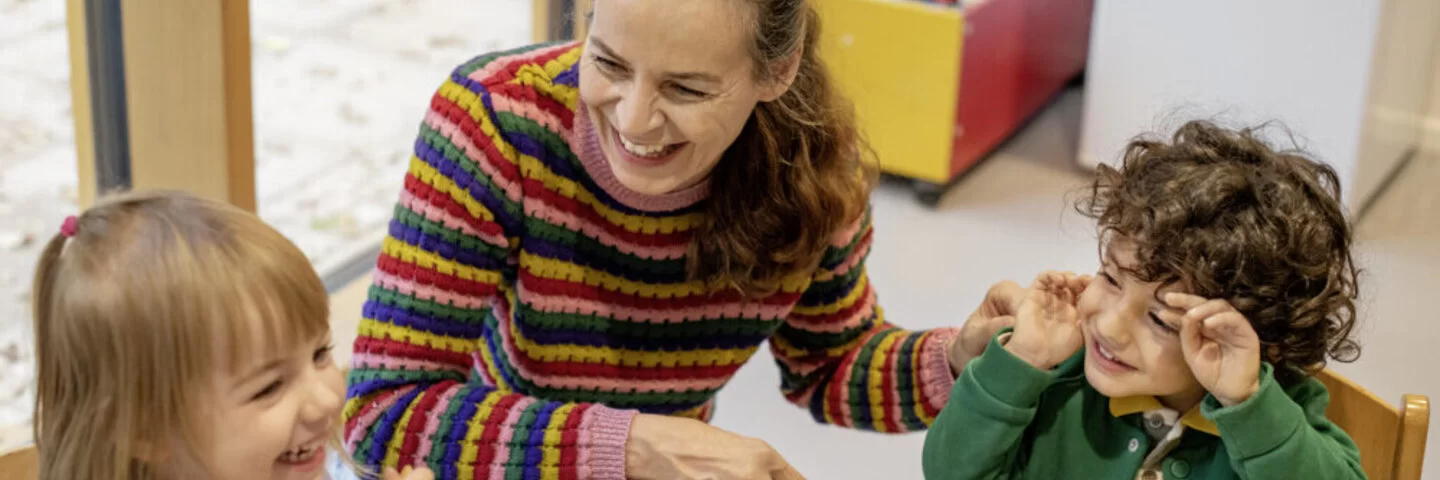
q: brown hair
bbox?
[689,0,877,296]
[31,191,331,479]
[1077,120,1360,384]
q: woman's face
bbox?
[579,0,789,195]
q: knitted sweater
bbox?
[343,41,961,479]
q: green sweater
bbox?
[922,329,1365,479]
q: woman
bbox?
[343,0,1022,478]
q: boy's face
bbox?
[1076,239,1208,410]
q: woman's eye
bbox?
[251,380,283,401]
[594,56,624,73]
[1149,312,1178,334]
[670,84,710,99]
[1101,271,1120,287]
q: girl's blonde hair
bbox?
[31,190,331,479]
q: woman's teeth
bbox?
[278,442,321,464]
[619,136,673,157]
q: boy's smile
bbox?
[1077,239,1208,412]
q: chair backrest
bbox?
[1315,368,1430,480]
[0,445,38,480]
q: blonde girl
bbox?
[29,190,374,480]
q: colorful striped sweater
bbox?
[343,41,961,479]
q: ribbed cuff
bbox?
[963,328,1055,406]
[919,327,961,412]
[584,406,637,480]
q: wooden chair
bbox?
[0,445,37,480]
[1316,369,1430,480]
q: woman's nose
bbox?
[614,88,663,136]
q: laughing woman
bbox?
[342,0,1021,478]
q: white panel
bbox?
[1353,0,1440,212]
[1078,0,1382,211]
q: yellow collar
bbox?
[1108,396,1220,436]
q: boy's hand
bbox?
[1165,293,1261,407]
[1005,272,1087,370]
[950,280,1026,374]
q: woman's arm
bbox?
[343,52,635,479]
[769,208,961,432]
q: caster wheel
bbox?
[912,180,946,208]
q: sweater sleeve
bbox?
[921,330,1053,480]
[1204,364,1366,479]
[770,207,962,432]
[342,55,636,480]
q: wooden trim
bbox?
[222,0,256,212]
[532,0,553,43]
[1395,394,1431,480]
[0,445,38,479]
[572,0,593,40]
[119,0,256,212]
[65,0,96,208]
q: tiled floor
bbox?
[329,88,1440,478]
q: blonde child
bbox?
[922,121,1366,479]
[30,191,429,480]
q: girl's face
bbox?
[195,330,344,480]
[1075,240,1208,411]
[578,0,791,195]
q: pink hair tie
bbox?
[60,216,79,238]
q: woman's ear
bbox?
[759,48,804,102]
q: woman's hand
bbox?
[1005,272,1088,370]
[949,280,1027,374]
[1165,293,1262,406]
[382,465,435,480]
[626,414,806,480]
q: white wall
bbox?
[1352,0,1440,206]
[1078,0,1439,214]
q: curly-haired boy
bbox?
[923,121,1365,479]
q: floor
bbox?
[3,0,1438,477]
[329,88,1440,479]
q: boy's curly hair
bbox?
[1078,120,1360,384]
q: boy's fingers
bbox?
[1201,313,1256,347]
[382,467,400,480]
[1179,313,1205,358]
[1163,292,1208,310]
[773,464,809,480]
[1184,299,1234,323]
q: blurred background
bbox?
[2,0,1438,477]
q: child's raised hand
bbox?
[1165,293,1262,406]
[1005,271,1086,369]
